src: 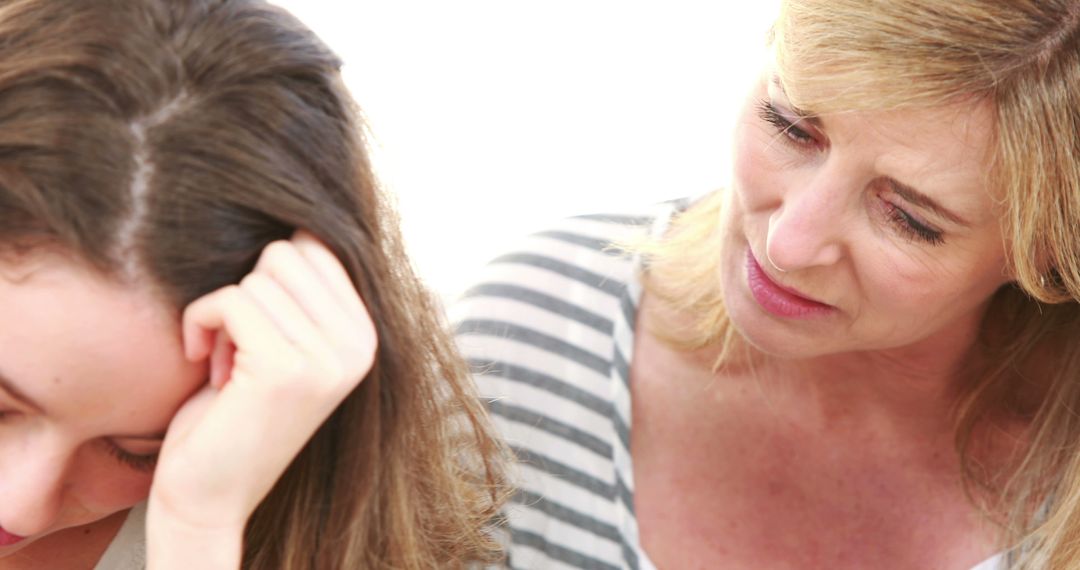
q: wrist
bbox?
[146,497,245,570]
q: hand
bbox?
[147,231,377,549]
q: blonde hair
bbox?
[645,1,1080,567]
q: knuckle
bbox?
[259,240,294,269]
[274,352,310,383]
[238,272,262,290]
[346,338,377,372]
[220,284,245,306]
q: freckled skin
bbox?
[718,75,1008,363]
[633,71,1012,569]
[0,257,207,566]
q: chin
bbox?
[727,305,831,359]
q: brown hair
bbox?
[0,0,508,567]
[645,0,1080,567]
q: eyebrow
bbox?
[768,76,971,228]
[770,75,819,123]
[0,369,45,413]
[888,178,971,227]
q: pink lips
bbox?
[0,527,25,547]
[745,248,834,319]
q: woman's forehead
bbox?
[0,256,203,434]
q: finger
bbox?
[252,241,374,374]
[182,286,290,361]
[238,272,331,358]
[183,316,216,363]
[253,240,346,331]
[209,331,235,390]
[290,233,377,368]
[291,231,372,322]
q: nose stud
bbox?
[766,250,788,273]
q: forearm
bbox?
[146,499,244,570]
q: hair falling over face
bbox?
[0,0,510,568]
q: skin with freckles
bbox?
[719,73,1009,363]
[632,71,1015,569]
[0,255,207,568]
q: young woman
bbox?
[0,0,507,568]
[456,1,1080,568]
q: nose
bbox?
[0,440,69,537]
[765,166,851,272]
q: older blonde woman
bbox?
[455,1,1080,568]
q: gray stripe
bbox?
[612,411,630,458]
[469,359,614,419]
[616,472,636,517]
[512,489,621,542]
[490,252,626,298]
[618,289,639,333]
[463,282,613,335]
[511,528,620,570]
[622,540,640,570]
[613,346,631,391]
[512,446,615,500]
[457,320,610,375]
[573,213,654,226]
[614,473,640,570]
[535,230,623,255]
[489,400,613,459]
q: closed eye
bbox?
[105,442,159,473]
[880,199,945,245]
[757,99,815,145]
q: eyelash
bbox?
[106,444,159,473]
[757,99,814,145]
[0,411,158,473]
[756,99,946,246]
[882,201,945,245]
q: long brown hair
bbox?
[645,1,1080,567]
[0,0,508,567]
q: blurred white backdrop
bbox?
[269,1,779,301]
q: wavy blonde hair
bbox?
[645,1,1080,567]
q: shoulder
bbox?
[451,200,684,380]
[451,199,691,315]
[450,199,686,569]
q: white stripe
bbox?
[459,335,611,397]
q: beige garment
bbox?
[92,503,146,570]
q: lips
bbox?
[0,527,25,547]
[745,248,834,318]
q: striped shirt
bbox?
[452,201,674,570]
[452,200,1006,570]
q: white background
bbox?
[269,1,779,301]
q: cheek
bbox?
[860,249,1002,321]
[731,120,793,213]
[71,454,153,513]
